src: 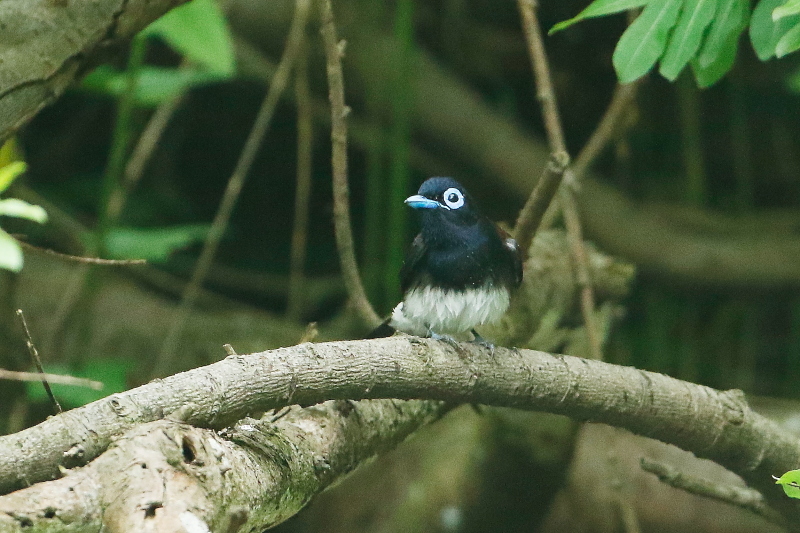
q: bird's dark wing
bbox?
[495,225,523,287]
[399,233,427,294]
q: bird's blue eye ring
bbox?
[442,187,465,209]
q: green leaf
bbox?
[144,0,235,75]
[775,469,800,499]
[612,0,683,83]
[0,161,27,194]
[776,19,800,55]
[690,39,738,86]
[25,359,133,408]
[0,198,48,224]
[751,0,800,59]
[550,0,650,34]
[104,225,211,262]
[81,66,225,107]
[696,0,750,68]
[0,229,22,272]
[774,0,800,19]
[660,0,717,80]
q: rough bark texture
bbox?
[0,0,190,144]
[0,399,447,532]
[0,335,798,525]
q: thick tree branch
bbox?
[0,400,447,532]
[0,336,798,524]
[0,0,190,144]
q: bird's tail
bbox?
[365,319,395,339]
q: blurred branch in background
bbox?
[319,0,380,328]
[515,0,601,360]
[287,40,313,321]
[153,0,312,377]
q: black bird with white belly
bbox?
[373,177,522,341]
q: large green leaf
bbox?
[776,19,800,55]
[82,65,225,107]
[144,0,235,75]
[550,0,650,34]
[660,0,717,80]
[751,0,800,59]
[612,0,683,83]
[0,198,48,224]
[696,0,750,68]
[773,0,800,19]
[0,229,22,272]
[0,161,26,194]
[103,225,211,262]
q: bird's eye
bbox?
[442,187,465,209]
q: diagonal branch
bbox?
[153,0,312,377]
[0,400,448,531]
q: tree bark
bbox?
[0,399,448,532]
[0,336,798,526]
[0,0,190,144]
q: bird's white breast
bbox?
[390,284,510,337]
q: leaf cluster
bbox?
[552,0,800,86]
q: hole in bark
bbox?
[144,502,162,518]
[43,508,56,519]
[182,436,196,464]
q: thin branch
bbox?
[14,239,146,266]
[15,309,61,414]
[561,189,603,360]
[515,0,602,359]
[516,0,567,155]
[640,457,786,528]
[153,0,312,377]
[105,89,186,226]
[513,152,568,261]
[319,0,381,327]
[287,41,313,321]
[0,369,103,390]
[572,82,640,181]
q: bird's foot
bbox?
[429,331,461,350]
[470,329,495,356]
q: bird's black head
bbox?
[404,177,478,225]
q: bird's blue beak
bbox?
[404,194,440,209]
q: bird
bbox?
[370,177,522,344]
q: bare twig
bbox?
[516,0,567,155]
[14,239,146,266]
[15,309,61,414]
[513,152,568,261]
[222,344,237,356]
[515,0,602,359]
[319,0,381,327]
[641,457,786,528]
[287,41,314,321]
[561,189,602,359]
[0,368,103,390]
[153,0,312,377]
[572,82,640,181]
[105,90,186,225]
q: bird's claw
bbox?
[470,329,495,356]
